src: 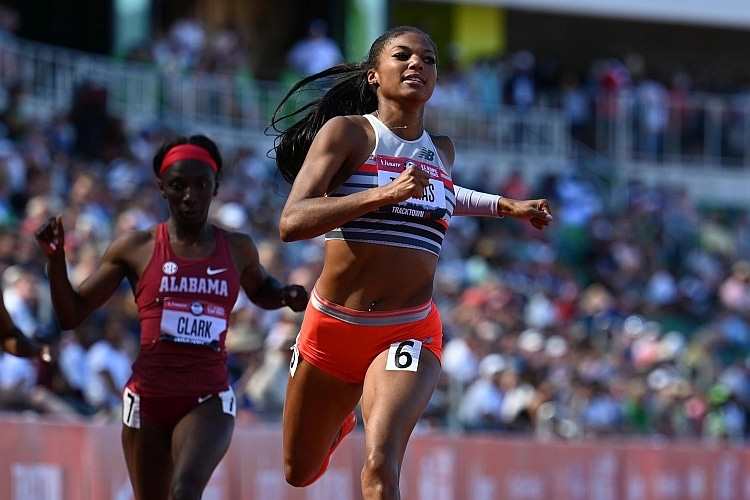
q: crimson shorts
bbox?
[294,289,443,384]
[122,382,236,429]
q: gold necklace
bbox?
[374,110,408,130]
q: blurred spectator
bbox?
[83,316,132,416]
[69,82,126,161]
[243,312,297,419]
[635,78,669,159]
[0,5,18,40]
[458,354,506,430]
[152,17,205,73]
[287,19,343,77]
[504,51,536,109]
[2,265,53,338]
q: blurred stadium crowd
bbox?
[1,14,750,444]
[121,14,750,163]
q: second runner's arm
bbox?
[35,216,133,330]
[232,234,308,311]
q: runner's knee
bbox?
[361,449,399,495]
[169,475,203,500]
[284,457,317,487]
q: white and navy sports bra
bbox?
[324,113,455,257]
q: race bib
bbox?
[385,339,423,372]
[219,388,237,417]
[159,298,227,348]
[376,157,447,218]
[289,333,301,378]
[123,387,140,428]
[377,171,446,211]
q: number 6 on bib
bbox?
[386,340,422,372]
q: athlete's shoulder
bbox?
[328,114,371,129]
[222,229,256,250]
[110,229,154,254]
[102,229,154,268]
[309,116,372,164]
[221,229,260,274]
[319,115,371,141]
[428,134,455,171]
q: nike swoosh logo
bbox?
[206,267,227,276]
[198,395,213,404]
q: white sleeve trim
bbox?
[453,185,502,217]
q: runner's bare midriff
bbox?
[316,240,437,311]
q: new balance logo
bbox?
[416,147,435,161]
[206,267,227,276]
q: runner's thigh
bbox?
[361,346,441,464]
[283,358,363,473]
[170,396,235,495]
[122,423,173,500]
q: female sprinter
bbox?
[35,135,308,500]
[272,26,552,499]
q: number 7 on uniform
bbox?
[386,340,422,372]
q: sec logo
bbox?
[190,302,204,316]
[162,261,178,275]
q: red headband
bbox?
[159,144,218,175]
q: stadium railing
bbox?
[595,91,750,168]
[0,36,568,156]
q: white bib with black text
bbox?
[159,298,227,347]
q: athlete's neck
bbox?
[374,103,424,141]
[167,219,213,246]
